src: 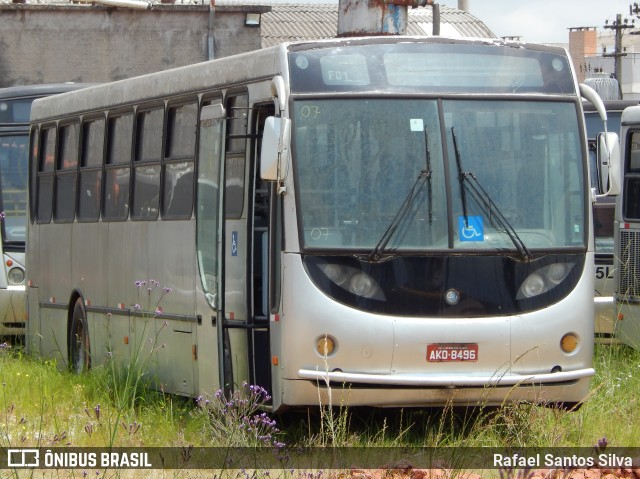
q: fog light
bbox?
[7,267,24,284]
[316,335,336,357]
[560,333,579,353]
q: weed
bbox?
[94,280,171,413]
[194,382,285,449]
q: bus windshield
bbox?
[0,133,28,244]
[294,98,585,254]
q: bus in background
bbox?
[27,37,615,410]
[0,84,90,337]
[584,100,638,341]
[615,105,640,349]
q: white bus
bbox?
[0,84,89,337]
[584,100,637,341]
[27,37,613,409]
[614,106,640,349]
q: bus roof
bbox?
[29,44,285,122]
[30,36,569,123]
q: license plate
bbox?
[427,343,478,362]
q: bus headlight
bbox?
[321,264,348,285]
[517,263,574,299]
[547,263,569,284]
[318,263,385,300]
[7,267,25,285]
[349,273,375,297]
[520,273,545,298]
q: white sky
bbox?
[437,0,638,44]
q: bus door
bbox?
[217,94,277,399]
[220,92,253,394]
[247,103,277,396]
[196,101,229,395]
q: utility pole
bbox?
[603,13,633,97]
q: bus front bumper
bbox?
[297,367,595,387]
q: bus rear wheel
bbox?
[70,298,90,374]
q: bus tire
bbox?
[69,298,91,374]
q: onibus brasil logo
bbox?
[6,449,152,469]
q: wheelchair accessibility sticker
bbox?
[231,231,238,256]
[458,216,484,242]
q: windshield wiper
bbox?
[424,128,434,224]
[368,168,431,262]
[368,128,434,262]
[451,127,532,261]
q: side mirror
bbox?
[260,116,291,182]
[597,132,620,196]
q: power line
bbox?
[602,13,634,97]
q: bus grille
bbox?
[619,230,640,299]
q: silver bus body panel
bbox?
[274,252,594,408]
[27,46,287,397]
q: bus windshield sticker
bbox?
[458,216,484,242]
[410,119,424,132]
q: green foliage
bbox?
[0,340,638,479]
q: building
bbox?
[0,0,269,86]
[0,0,495,87]
[568,23,640,101]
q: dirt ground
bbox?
[339,467,640,479]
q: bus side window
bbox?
[624,131,640,220]
[225,93,248,219]
[29,126,39,222]
[78,118,105,222]
[163,101,197,219]
[103,113,133,221]
[36,126,56,224]
[55,122,79,223]
[132,107,163,220]
[196,101,225,305]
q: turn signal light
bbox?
[316,335,336,357]
[560,333,579,353]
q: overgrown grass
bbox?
[278,343,640,450]
[0,341,638,476]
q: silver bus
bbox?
[27,37,613,409]
[0,84,89,336]
[615,105,640,349]
[584,100,637,341]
